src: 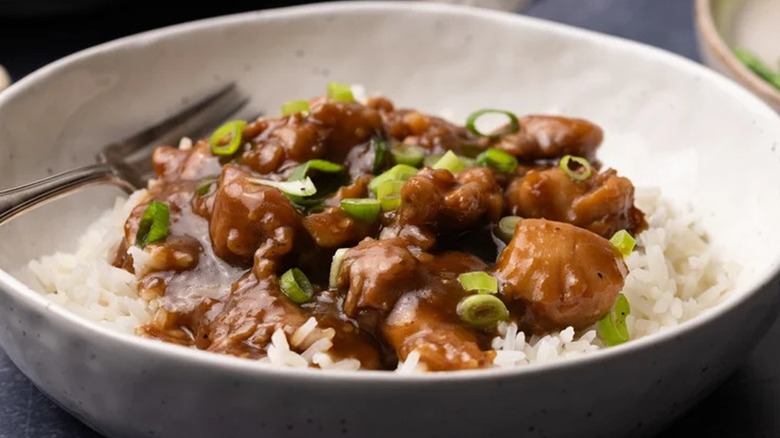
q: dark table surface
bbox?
[1,0,778,437]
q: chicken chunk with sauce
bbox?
[494,219,628,331]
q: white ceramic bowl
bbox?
[695,0,780,112]
[2,2,780,437]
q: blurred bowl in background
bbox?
[696,0,780,112]
[0,66,9,92]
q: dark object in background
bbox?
[0,0,321,80]
[0,0,124,17]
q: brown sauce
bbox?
[112,95,645,371]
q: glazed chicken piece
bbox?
[114,139,221,271]
[151,140,223,182]
[494,115,603,162]
[383,251,492,371]
[240,101,384,175]
[505,166,646,238]
[239,114,323,174]
[302,207,376,249]
[302,175,376,249]
[338,239,491,370]
[206,273,381,369]
[338,238,421,330]
[323,175,371,207]
[384,291,490,371]
[383,166,504,249]
[209,165,301,274]
[368,96,479,154]
[494,219,627,331]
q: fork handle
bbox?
[0,163,136,225]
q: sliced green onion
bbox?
[372,136,389,174]
[423,153,443,168]
[734,48,780,90]
[329,248,350,290]
[559,155,593,181]
[377,179,404,199]
[135,201,170,248]
[285,159,347,210]
[195,177,218,196]
[466,109,520,139]
[598,293,630,346]
[390,143,425,167]
[459,156,477,168]
[288,159,344,181]
[610,229,636,258]
[327,82,355,103]
[476,148,518,173]
[280,268,315,304]
[248,177,317,197]
[456,294,509,329]
[209,120,247,156]
[368,164,419,195]
[281,100,310,116]
[380,195,401,212]
[432,150,466,173]
[458,271,498,294]
[340,198,381,222]
[375,179,405,212]
[494,216,522,242]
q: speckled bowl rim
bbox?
[1,1,780,383]
[695,0,780,108]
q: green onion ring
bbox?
[280,268,315,304]
[368,164,419,195]
[327,82,355,103]
[432,150,466,173]
[466,109,520,139]
[377,179,405,199]
[379,196,402,212]
[340,198,381,222]
[390,143,425,167]
[328,248,350,290]
[376,179,405,212]
[597,293,631,346]
[209,120,247,156]
[458,271,499,294]
[609,229,636,258]
[494,216,522,243]
[281,100,310,116]
[559,155,593,181]
[456,294,509,329]
[476,148,518,173]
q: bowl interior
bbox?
[1,2,780,335]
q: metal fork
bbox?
[0,83,248,225]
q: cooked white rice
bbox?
[27,185,737,372]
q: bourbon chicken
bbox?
[113,84,645,371]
